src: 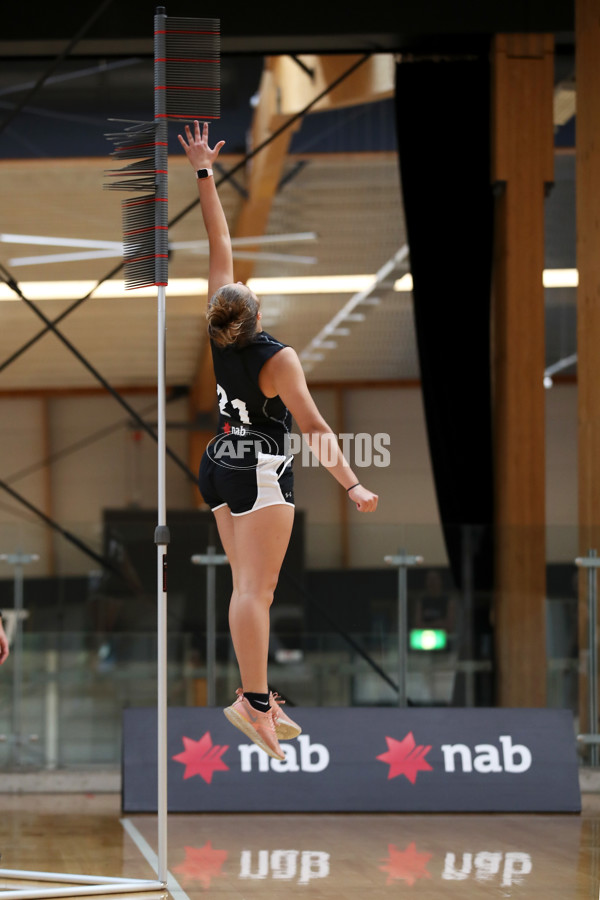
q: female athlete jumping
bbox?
[179,121,378,760]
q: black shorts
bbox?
[198,451,295,516]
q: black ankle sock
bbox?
[244,691,271,712]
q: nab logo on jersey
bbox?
[223,422,248,436]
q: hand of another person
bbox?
[0,622,9,665]
[348,484,378,512]
[178,120,225,171]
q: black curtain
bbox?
[394,57,495,595]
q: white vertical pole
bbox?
[12,557,24,766]
[154,7,169,885]
[384,551,424,707]
[397,559,408,707]
[586,549,598,767]
[45,648,59,769]
[155,284,169,885]
[576,550,600,765]
[206,544,217,706]
[0,552,39,766]
[190,551,229,706]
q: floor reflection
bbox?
[126,803,597,896]
[0,793,597,898]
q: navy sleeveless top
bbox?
[208,330,292,461]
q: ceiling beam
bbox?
[232,57,304,285]
[273,54,394,114]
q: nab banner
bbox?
[122,707,580,813]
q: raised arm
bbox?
[177,120,233,299]
[260,347,379,513]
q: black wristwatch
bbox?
[196,168,213,179]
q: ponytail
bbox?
[207,284,259,348]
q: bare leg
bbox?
[214,504,294,693]
[213,505,237,574]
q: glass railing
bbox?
[0,628,486,769]
[0,518,591,769]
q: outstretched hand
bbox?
[178,120,225,171]
[348,484,378,513]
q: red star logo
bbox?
[379,842,432,886]
[172,842,228,890]
[172,732,229,784]
[376,732,433,783]
[223,422,231,434]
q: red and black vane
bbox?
[104,7,220,290]
[122,193,169,289]
[104,121,169,287]
[155,14,220,122]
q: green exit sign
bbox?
[410,629,447,651]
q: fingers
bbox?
[179,121,224,158]
[354,491,379,513]
[180,122,203,147]
[178,125,193,150]
[193,121,208,144]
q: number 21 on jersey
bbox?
[216,384,251,424]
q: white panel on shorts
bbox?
[231,452,294,517]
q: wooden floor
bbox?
[0,792,599,898]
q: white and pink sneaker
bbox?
[270,691,302,740]
[224,689,285,760]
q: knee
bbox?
[236,583,277,609]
